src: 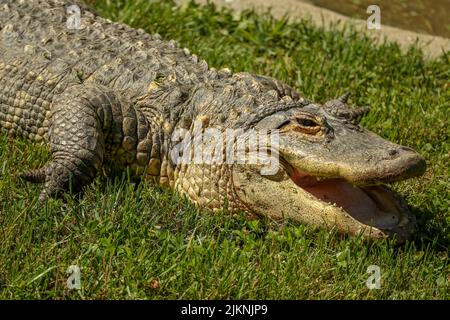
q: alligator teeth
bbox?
[168,40,179,48]
[220,67,231,75]
[281,95,293,103]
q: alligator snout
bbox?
[357,146,426,184]
[384,146,420,160]
[393,148,427,180]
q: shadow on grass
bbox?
[411,205,450,251]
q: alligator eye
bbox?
[297,118,317,127]
[294,115,321,134]
[276,113,322,135]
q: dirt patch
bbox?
[309,0,450,39]
[176,0,449,59]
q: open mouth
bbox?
[233,155,419,242]
[287,166,414,234]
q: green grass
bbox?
[0,0,449,299]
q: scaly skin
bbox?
[0,0,426,242]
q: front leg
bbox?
[21,84,143,201]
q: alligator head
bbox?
[232,93,426,242]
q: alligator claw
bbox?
[20,167,47,183]
[20,158,90,202]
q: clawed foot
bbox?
[20,157,93,202]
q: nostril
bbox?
[400,146,414,152]
[387,149,399,158]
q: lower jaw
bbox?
[300,180,404,228]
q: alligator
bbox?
[0,0,426,242]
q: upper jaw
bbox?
[281,144,426,187]
[336,148,426,186]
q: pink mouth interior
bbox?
[289,168,403,229]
